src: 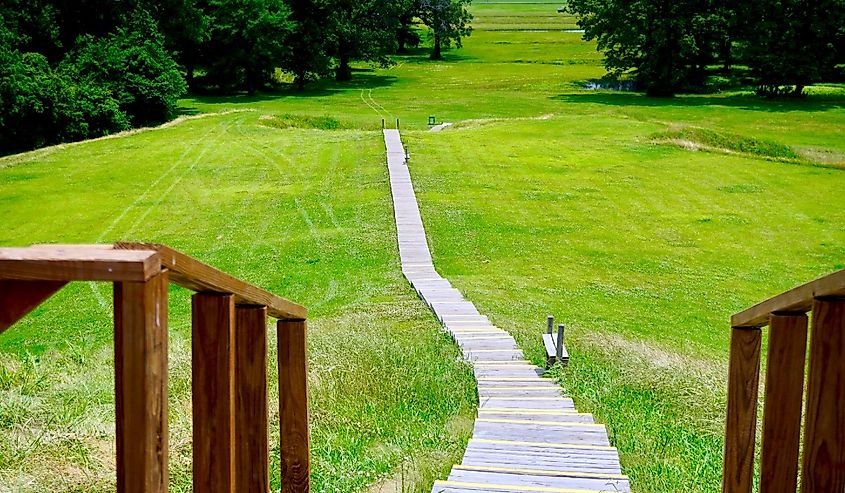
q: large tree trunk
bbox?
[336,52,352,81]
[397,30,407,53]
[430,34,442,60]
[186,64,196,92]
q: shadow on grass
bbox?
[552,91,845,113]
[187,72,400,105]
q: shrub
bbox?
[65,9,186,126]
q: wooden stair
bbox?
[382,129,629,493]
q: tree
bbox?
[566,0,726,96]
[395,0,421,53]
[737,0,844,96]
[417,0,472,60]
[201,0,293,93]
[282,0,333,89]
[63,9,186,124]
[324,0,401,80]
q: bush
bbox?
[64,9,186,126]
[0,47,128,155]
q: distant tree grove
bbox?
[565,0,845,97]
[0,0,473,154]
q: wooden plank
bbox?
[116,243,306,321]
[760,313,808,493]
[800,298,845,492]
[114,272,168,493]
[192,293,236,493]
[0,246,159,282]
[278,319,310,493]
[732,269,845,328]
[235,305,270,493]
[722,328,761,493]
[0,280,67,333]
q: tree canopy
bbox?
[0,0,480,155]
[566,0,845,97]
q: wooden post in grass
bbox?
[556,324,565,361]
[114,271,169,493]
[278,319,310,493]
[547,315,554,335]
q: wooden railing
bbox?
[723,269,845,493]
[0,243,311,493]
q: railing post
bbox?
[235,305,270,493]
[760,313,808,493]
[722,327,761,493]
[114,271,169,493]
[800,298,845,492]
[192,293,236,493]
[278,319,310,493]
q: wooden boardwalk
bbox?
[383,129,630,493]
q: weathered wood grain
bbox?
[0,246,158,282]
[760,313,807,493]
[235,305,270,493]
[278,319,310,493]
[800,298,845,493]
[114,272,168,493]
[192,293,236,493]
[722,328,761,493]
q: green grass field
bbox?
[2,1,845,492]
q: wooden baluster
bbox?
[801,298,845,492]
[760,313,808,493]
[235,305,270,493]
[192,293,236,493]
[722,327,762,493]
[278,319,311,493]
[114,271,169,493]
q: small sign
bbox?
[428,116,436,125]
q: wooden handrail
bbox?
[731,269,845,328]
[723,268,845,493]
[115,242,306,320]
[0,243,311,493]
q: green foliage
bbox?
[202,0,293,93]
[0,43,128,154]
[417,0,473,60]
[324,0,401,81]
[566,0,728,96]
[65,10,186,125]
[738,0,845,96]
[283,0,334,88]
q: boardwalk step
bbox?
[384,129,627,493]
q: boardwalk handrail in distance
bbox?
[723,269,845,493]
[0,243,311,493]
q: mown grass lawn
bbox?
[0,116,477,492]
[2,1,844,492]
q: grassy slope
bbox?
[401,4,845,492]
[1,1,844,492]
[0,114,477,492]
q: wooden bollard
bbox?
[547,315,554,335]
[556,324,565,361]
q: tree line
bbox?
[565,0,845,97]
[0,0,472,154]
